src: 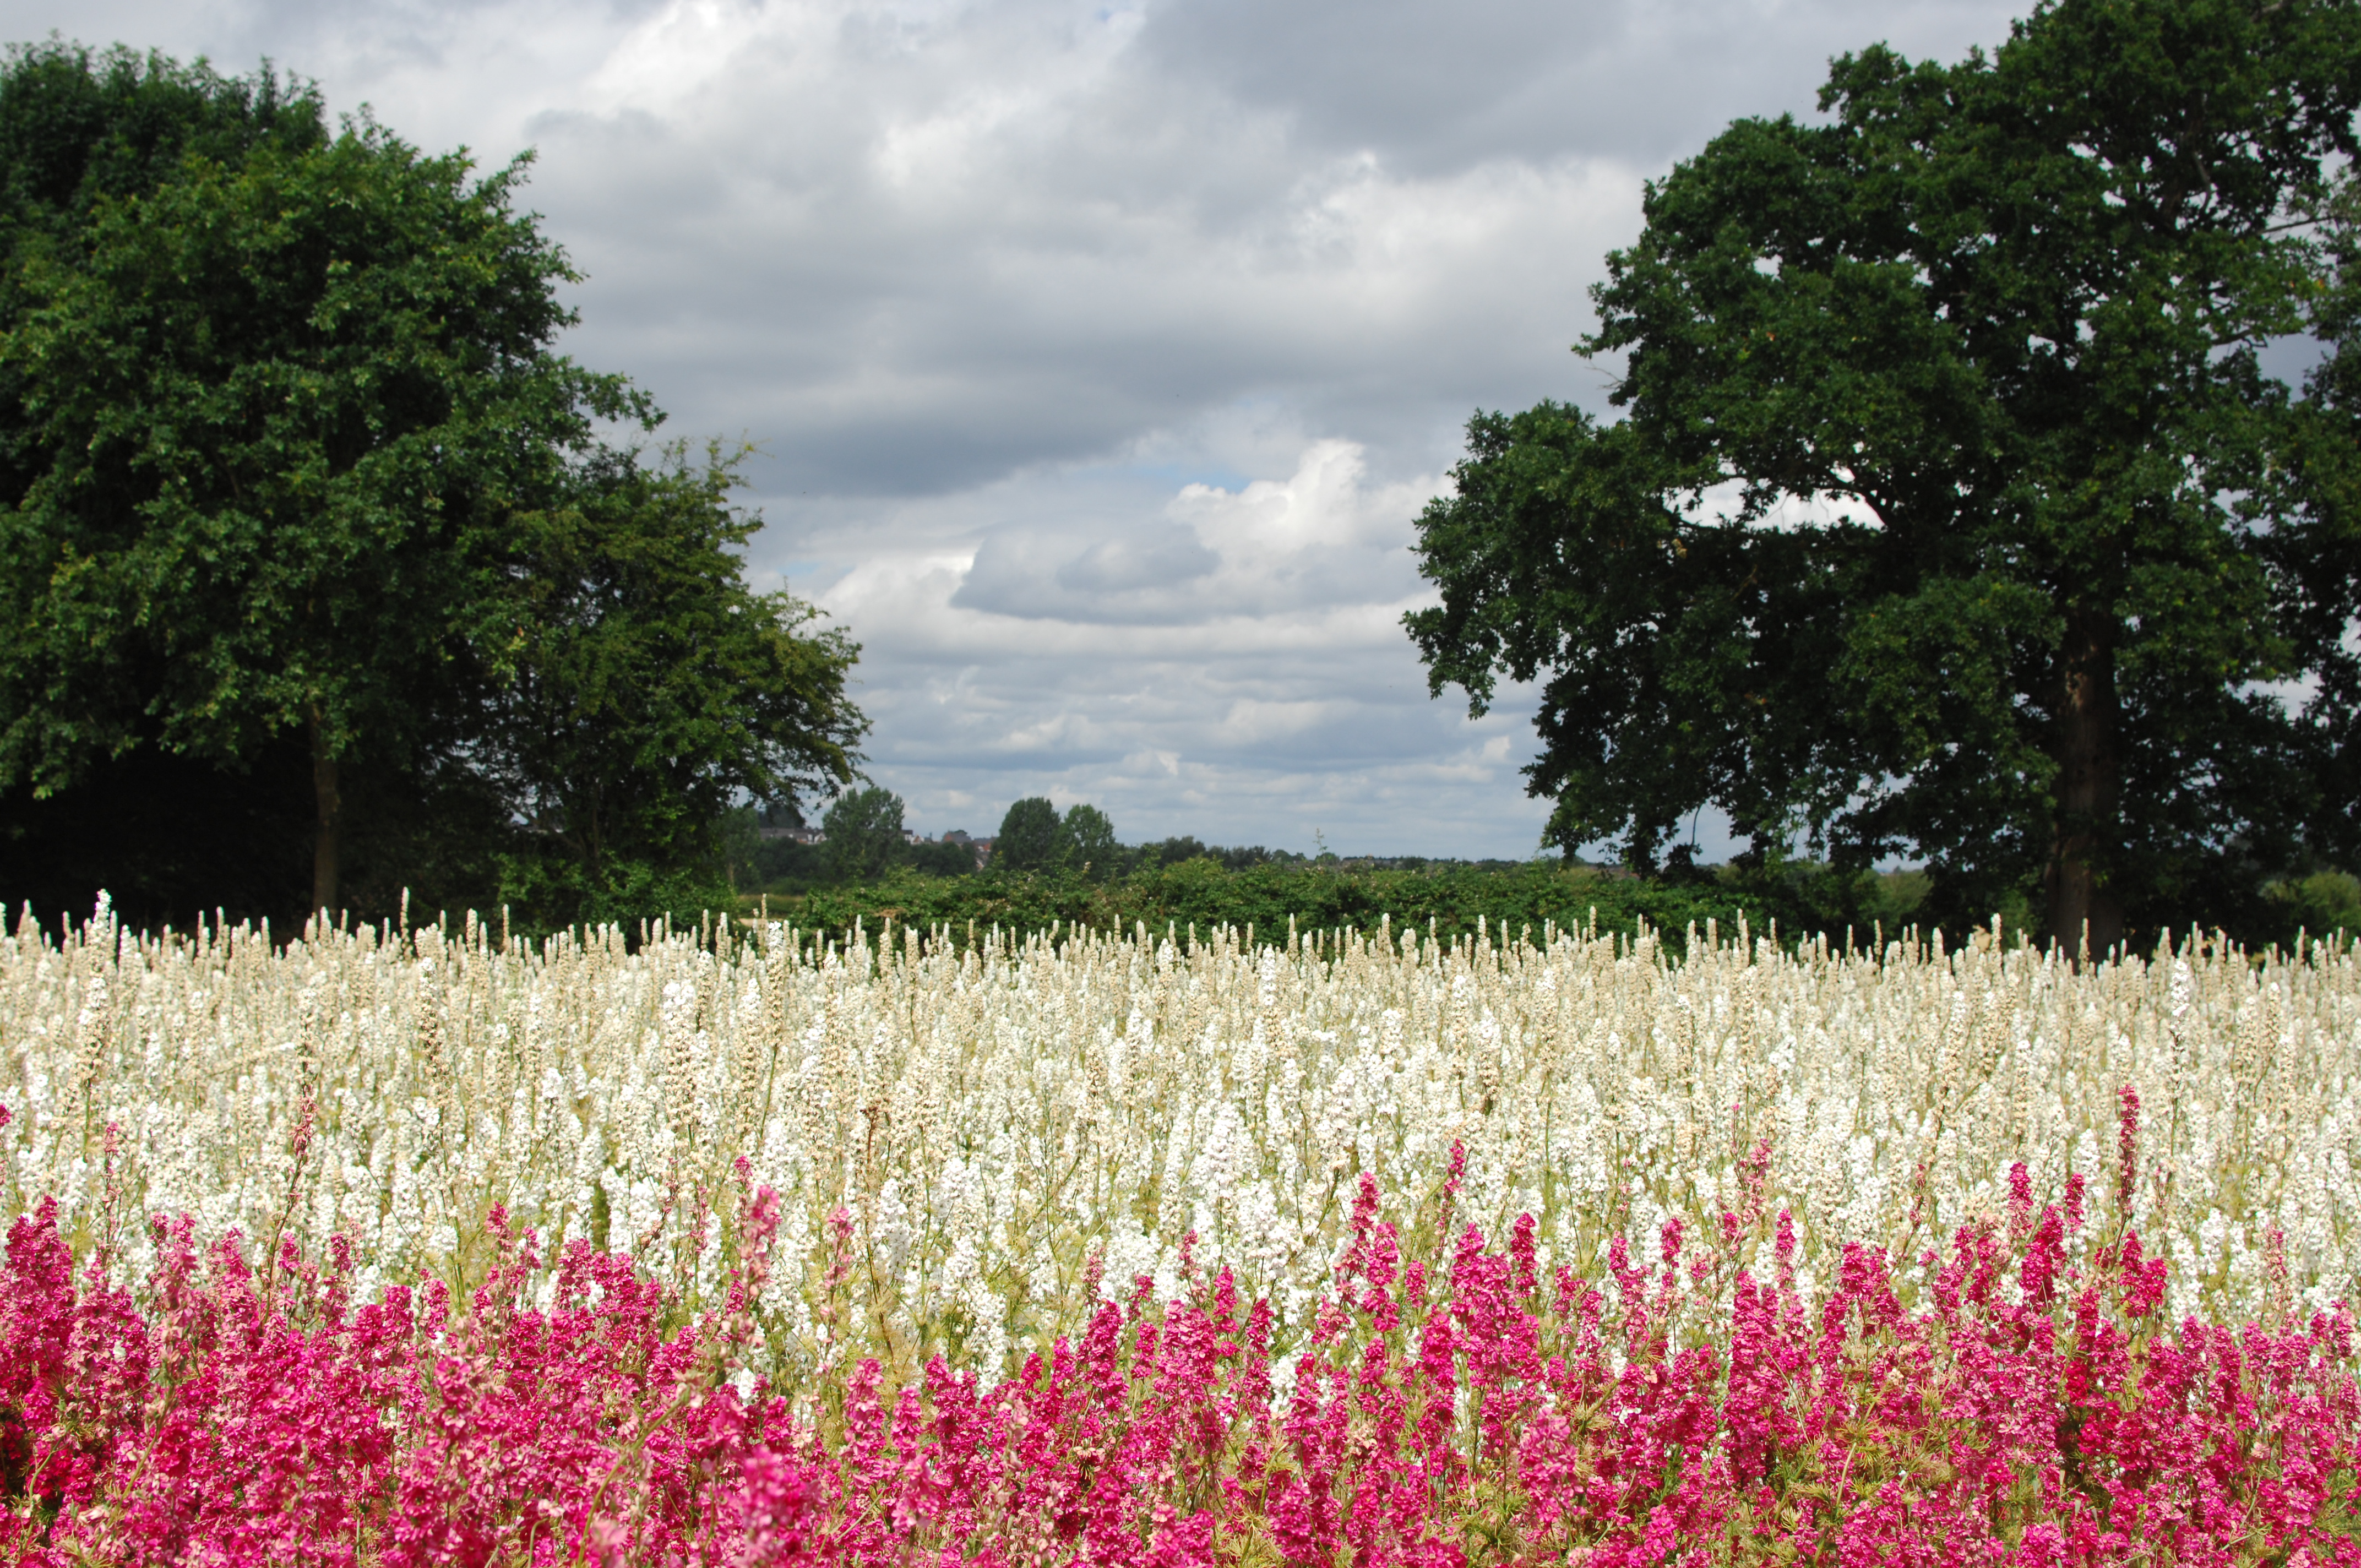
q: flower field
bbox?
[0,900,2357,1561]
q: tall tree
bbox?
[1062,803,1119,879]
[820,786,907,886]
[480,447,864,924]
[0,44,864,928]
[0,45,616,915]
[993,797,1064,873]
[1406,0,2361,951]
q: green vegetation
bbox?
[993,797,1064,874]
[1406,0,2361,954]
[471,447,863,928]
[2268,870,2361,945]
[747,850,1939,956]
[821,786,909,884]
[730,786,2354,952]
[753,854,2354,956]
[727,794,1316,897]
[990,797,1122,879]
[0,44,864,934]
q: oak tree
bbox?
[1407,0,2361,950]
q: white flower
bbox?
[1,899,2349,1371]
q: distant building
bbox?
[758,826,825,845]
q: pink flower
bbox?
[0,1152,2346,1564]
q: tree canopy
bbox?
[823,786,907,885]
[0,43,864,930]
[983,798,1122,881]
[993,797,1065,874]
[1060,805,1119,879]
[1406,0,2361,951]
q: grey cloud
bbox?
[1052,532,1218,594]
[834,622,1554,852]
[955,524,1217,618]
[1135,0,2025,173]
[784,426,1551,851]
[12,0,2033,511]
[489,0,1640,497]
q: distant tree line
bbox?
[779,846,2360,957]
[736,785,2361,953]
[729,789,1364,896]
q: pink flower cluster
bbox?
[1,1144,2355,1565]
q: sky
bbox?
[7,0,2032,856]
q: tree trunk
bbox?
[309,707,342,917]
[2043,607,2123,961]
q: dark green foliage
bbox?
[481,447,863,928]
[0,43,864,933]
[732,812,976,894]
[1405,0,2361,952]
[718,805,764,894]
[786,856,1934,957]
[775,841,2345,956]
[2265,871,2361,944]
[0,738,312,931]
[993,798,1065,873]
[1135,835,1215,870]
[745,834,828,890]
[735,807,1332,904]
[1131,838,1298,873]
[0,55,599,783]
[2278,174,2361,875]
[907,839,981,878]
[823,787,907,885]
[0,42,325,239]
[1060,804,1118,880]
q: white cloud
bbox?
[951,440,1427,623]
[1678,478,1882,532]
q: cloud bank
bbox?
[2,0,2028,854]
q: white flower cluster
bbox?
[3,898,2356,1381]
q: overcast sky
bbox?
[8,0,2030,856]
